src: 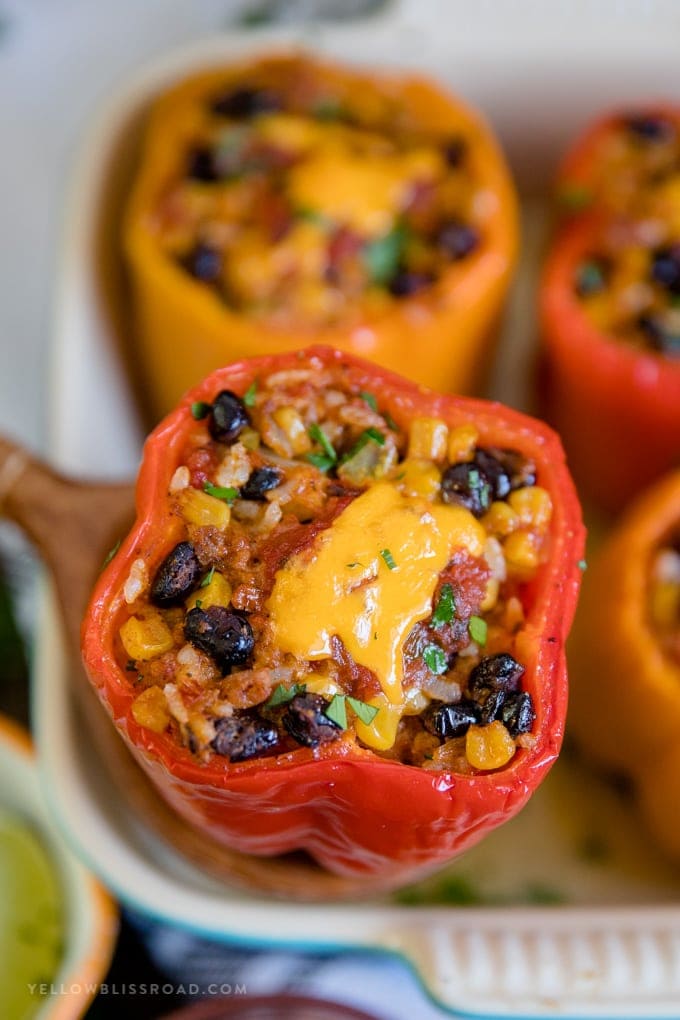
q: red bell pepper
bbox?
[82,346,584,882]
[540,211,680,514]
[540,106,680,514]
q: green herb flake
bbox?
[313,98,346,121]
[423,644,448,675]
[191,401,212,420]
[578,558,588,571]
[340,427,386,464]
[102,539,121,569]
[431,583,456,629]
[306,453,337,473]
[203,482,239,504]
[266,682,306,708]
[325,693,348,729]
[384,412,399,432]
[380,548,397,570]
[468,615,488,646]
[359,391,378,412]
[199,566,215,589]
[243,380,258,407]
[346,562,363,569]
[295,206,329,227]
[363,225,408,286]
[194,599,203,609]
[308,423,337,462]
[347,696,379,726]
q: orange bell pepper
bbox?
[540,106,680,514]
[569,470,680,859]
[124,52,518,421]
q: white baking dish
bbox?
[38,2,680,1014]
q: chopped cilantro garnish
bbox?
[266,682,306,707]
[306,453,336,473]
[363,225,408,286]
[380,548,397,570]
[309,423,336,459]
[347,696,379,726]
[203,482,239,503]
[313,98,346,121]
[295,206,328,227]
[423,644,448,675]
[340,427,386,463]
[243,381,258,407]
[431,583,455,629]
[346,562,363,569]
[199,566,215,589]
[578,559,588,571]
[325,693,348,729]
[384,412,399,432]
[191,401,212,420]
[194,599,202,609]
[469,615,488,646]
[102,539,121,569]
[359,391,378,412]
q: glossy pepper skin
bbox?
[540,108,680,515]
[568,470,680,860]
[82,347,584,882]
[124,53,518,422]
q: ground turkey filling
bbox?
[119,365,552,773]
[570,112,680,358]
[153,58,485,328]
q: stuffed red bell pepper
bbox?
[82,346,584,882]
[540,107,680,514]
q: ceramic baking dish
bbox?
[38,2,680,1014]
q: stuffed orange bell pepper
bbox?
[82,346,583,882]
[569,470,680,859]
[124,53,518,420]
[540,107,680,514]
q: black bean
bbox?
[211,712,279,761]
[211,87,281,119]
[150,542,201,607]
[181,242,222,283]
[651,245,680,294]
[184,607,254,672]
[472,450,512,501]
[468,653,525,698]
[482,448,537,494]
[639,315,680,358]
[282,693,342,748]
[442,136,467,167]
[500,691,535,737]
[240,466,284,501]
[441,462,492,517]
[479,689,507,726]
[187,146,219,182]
[424,699,480,739]
[437,221,479,261]
[208,390,250,444]
[625,114,674,142]
[388,271,434,297]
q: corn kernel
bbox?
[481,500,520,538]
[480,577,500,612]
[508,486,553,531]
[466,721,516,770]
[650,581,680,628]
[504,530,541,574]
[179,488,231,530]
[447,424,478,463]
[273,406,312,456]
[394,458,441,500]
[186,572,232,611]
[408,417,449,461]
[120,613,174,661]
[240,427,261,451]
[131,686,171,733]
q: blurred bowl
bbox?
[0,714,118,1019]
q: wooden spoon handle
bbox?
[0,436,135,652]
